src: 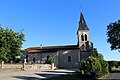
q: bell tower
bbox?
[77,12,91,51]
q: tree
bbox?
[106,20,120,51]
[82,48,109,77]
[82,56,102,73]
[0,27,25,63]
[92,48,109,76]
[46,57,55,64]
[91,48,99,57]
[108,61,118,67]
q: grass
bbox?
[112,67,120,70]
[44,74,82,80]
[42,73,92,80]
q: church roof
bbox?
[78,12,89,30]
[26,45,79,53]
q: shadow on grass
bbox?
[43,73,92,80]
[35,73,61,78]
[12,73,92,80]
[12,73,63,80]
[41,70,75,74]
[13,71,73,80]
[13,76,41,80]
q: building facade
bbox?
[25,12,93,69]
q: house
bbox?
[25,12,93,69]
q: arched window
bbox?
[46,55,50,64]
[85,34,87,41]
[26,55,28,62]
[68,56,71,62]
[33,57,35,63]
[81,34,84,41]
[47,55,50,61]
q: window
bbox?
[26,55,28,62]
[68,56,71,62]
[33,57,35,63]
[81,34,84,41]
[82,20,84,23]
[46,55,50,64]
[85,34,87,41]
[47,55,50,61]
[80,20,84,23]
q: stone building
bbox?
[25,12,93,69]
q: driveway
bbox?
[0,69,75,80]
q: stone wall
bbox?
[2,64,22,69]
[80,51,91,65]
[24,64,51,70]
[58,49,80,69]
[28,52,57,64]
[0,63,53,70]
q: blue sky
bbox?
[0,0,120,61]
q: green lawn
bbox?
[112,67,120,70]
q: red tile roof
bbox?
[26,45,79,53]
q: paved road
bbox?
[100,73,120,79]
[99,70,120,79]
[0,69,75,80]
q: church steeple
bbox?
[78,12,89,30]
[77,12,92,51]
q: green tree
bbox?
[108,61,118,67]
[106,20,120,51]
[47,57,55,64]
[82,56,102,73]
[117,61,120,66]
[92,48,99,58]
[82,48,109,77]
[0,27,25,63]
[92,48,109,77]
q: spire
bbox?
[78,12,89,30]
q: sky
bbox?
[0,0,120,61]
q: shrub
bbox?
[97,60,109,77]
[46,57,55,64]
[81,48,109,78]
[82,56,102,74]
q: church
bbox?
[25,12,93,69]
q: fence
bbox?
[0,61,55,70]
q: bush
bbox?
[97,60,109,77]
[81,48,109,78]
[46,57,55,64]
[82,56,102,74]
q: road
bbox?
[0,69,75,80]
[99,70,120,79]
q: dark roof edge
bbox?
[26,44,78,50]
